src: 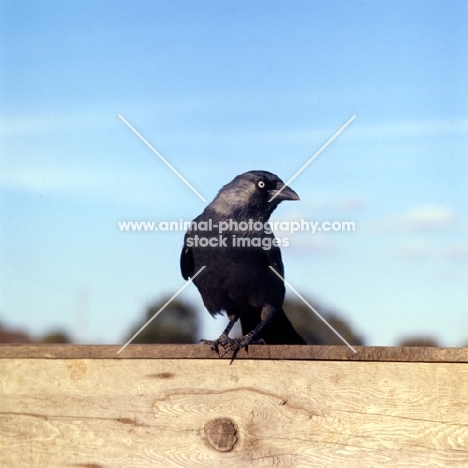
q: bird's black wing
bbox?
[264,239,285,278]
[180,234,194,280]
[262,239,306,345]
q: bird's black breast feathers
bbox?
[180,170,305,345]
[181,222,285,316]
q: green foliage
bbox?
[40,330,73,344]
[127,298,200,344]
[127,296,362,345]
[284,298,365,346]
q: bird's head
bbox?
[209,170,299,221]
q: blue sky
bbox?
[1,0,467,346]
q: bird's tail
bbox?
[241,308,306,345]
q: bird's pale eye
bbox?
[257,180,265,189]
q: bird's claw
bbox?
[200,334,232,356]
[201,334,266,363]
[200,338,220,355]
[200,335,248,361]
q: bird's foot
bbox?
[200,334,234,356]
[222,336,266,363]
[201,334,265,363]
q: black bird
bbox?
[180,170,306,359]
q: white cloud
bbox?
[2,108,465,149]
[373,204,461,234]
[0,112,114,137]
[390,242,468,263]
[347,118,468,140]
[0,164,169,207]
[440,245,468,262]
[155,117,467,149]
[403,205,458,231]
[1,166,87,193]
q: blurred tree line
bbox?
[124,296,365,345]
[127,298,199,344]
[0,297,448,347]
[0,321,72,344]
[124,296,440,347]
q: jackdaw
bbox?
[180,170,305,359]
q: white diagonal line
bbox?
[117,266,206,354]
[269,114,356,202]
[268,266,357,353]
[118,114,207,203]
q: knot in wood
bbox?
[203,418,237,452]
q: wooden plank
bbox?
[0,358,467,467]
[0,344,467,362]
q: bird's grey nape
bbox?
[210,179,257,218]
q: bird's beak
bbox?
[269,183,300,202]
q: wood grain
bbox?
[1,344,467,362]
[1,357,467,467]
